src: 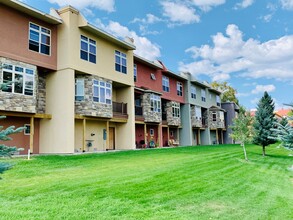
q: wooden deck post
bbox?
[82,119,86,152]
[29,117,34,153]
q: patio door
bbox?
[109,127,115,150]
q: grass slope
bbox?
[0,144,292,220]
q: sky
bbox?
[22,0,293,110]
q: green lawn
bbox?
[1,144,292,220]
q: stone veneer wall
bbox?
[208,110,225,129]
[36,74,46,114]
[166,101,181,126]
[142,93,161,123]
[75,74,112,118]
[0,57,40,113]
[190,105,202,127]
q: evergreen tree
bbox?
[270,103,293,150]
[230,111,253,161]
[253,92,276,156]
[0,82,24,178]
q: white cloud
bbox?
[160,1,200,26]
[95,19,161,61]
[132,14,163,24]
[190,0,226,12]
[261,14,273,23]
[48,0,115,12]
[179,24,293,83]
[251,85,276,94]
[234,0,254,9]
[280,0,293,10]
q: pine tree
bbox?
[230,111,253,161]
[0,81,24,178]
[253,92,276,156]
[270,103,293,150]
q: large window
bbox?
[191,85,196,99]
[134,64,137,82]
[75,78,84,101]
[195,106,201,119]
[80,35,96,63]
[177,82,183,96]
[115,50,127,74]
[93,80,112,104]
[172,102,180,118]
[162,76,169,92]
[219,111,224,122]
[150,94,161,112]
[29,22,51,55]
[201,89,206,102]
[216,95,221,107]
[1,64,34,96]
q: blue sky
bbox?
[23,0,293,110]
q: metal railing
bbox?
[112,102,127,115]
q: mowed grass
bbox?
[1,144,292,220]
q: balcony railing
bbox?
[112,102,127,115]
[135,106,143,116]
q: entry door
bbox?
[109,127,115,150]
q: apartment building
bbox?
[0,0,61,154]
[181,73,226,146]
[1,1,136,154]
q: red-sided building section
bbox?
[134,55,163,148]
[158,61,186,147]
[0,1,61,154]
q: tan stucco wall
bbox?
[57,7,134,87]
[39,69,75,153]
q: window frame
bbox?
[162,76,169,92]
[212,112,217,121]
[1,63,34,96]
[195,106,202,119]
[201,89,206,102]
[150,94,161,113]
[29,22,51,56]
[172,102,180,118]
[24,124,31,135]
[177,82,183,96]
[75,78,85,101]
[92,79,112,104]
[216,95,221,107]
[80,35,96,63]
[134,64,137,82]
[115,50,127,74]
[191,85,196,99]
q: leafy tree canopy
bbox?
[210,81,239,105]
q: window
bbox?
[115,50,127,74]
[191,86,196,99]
[219,111,224,122]
[195,106,201,119]
[80,35,96,63]
[93,80,112,104]
[162,76,169,92]
[134,64,137,82]
[212,112,217,121]
[177,82,183,96]
[216,95,221,107]
[1,64,34,96]
[75,78,84,101]
[201,89,206,102]
[150,129,154,136]
[24,124,30,135]
[150,73,156,80]
[172,102,180,118]
[150,94,161,112]
[29,23,51,55]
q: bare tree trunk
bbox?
[262,146,266,156]
[241,142,248,161]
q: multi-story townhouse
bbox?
[134,54,163,148]
[158,61,187,147]
[221,102,240,144]
[181,73,226,146]
[39,6,136,153]
[0,0,61,154]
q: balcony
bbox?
[112,102,127,118]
